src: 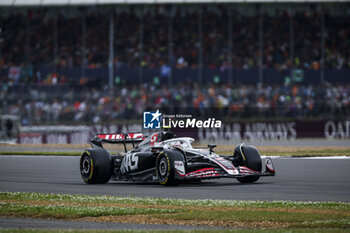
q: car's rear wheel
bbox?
[156,151,181,186]
[235,145,262,183]
[80,148,112,184]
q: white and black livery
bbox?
[80,131,275,185]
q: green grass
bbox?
[165,209,350,228]
[0,192,349,229]
[0,202,179,219]
[1,192,349,210]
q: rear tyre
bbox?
[235,145,262,183]
[156,150,181,186]
[80,148,112,184]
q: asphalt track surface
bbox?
[0,217,211,230]
[0,155,349,202]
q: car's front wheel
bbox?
[156,150,183,186]
[234,145,262,183]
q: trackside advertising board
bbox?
[18,120,350,144]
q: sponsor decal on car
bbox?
[174,161,185,175]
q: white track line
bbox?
[261,156,281,159]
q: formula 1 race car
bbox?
[80,131,275,185]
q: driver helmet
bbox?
[161,131,174,141]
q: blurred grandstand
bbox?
[0,2,350,127]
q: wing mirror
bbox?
[208,144,216,154]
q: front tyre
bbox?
[80,148,112,184]
[235,145,262,183]
[156,150,182,186]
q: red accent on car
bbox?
[239,166,259,173]
[265,165,275,173]
[186,167,215,175]
[150,133,159,146]
[97,133,145,141]
[183,167,221,178]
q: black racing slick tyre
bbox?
[156,150,183,186]
[80,148,112,184]
[235,145,262,183]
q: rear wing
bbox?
[90,133,146,152]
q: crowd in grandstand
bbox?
[1,5,350,125]
[1,4,350,74]
[1,81,349,125]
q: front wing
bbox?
[175,157,276,180]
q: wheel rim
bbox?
[82,157,90,174]
[159,160,167,177]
